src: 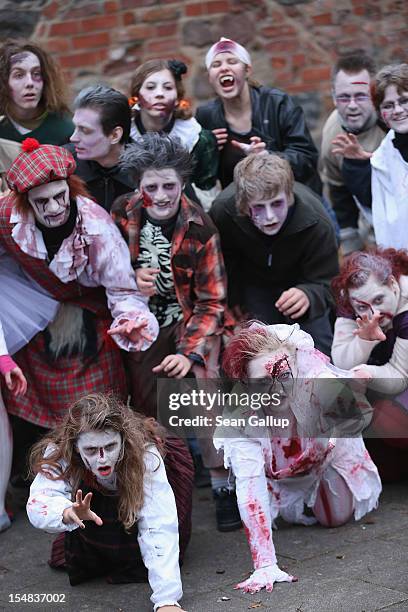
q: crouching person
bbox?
[214,323,381,594]
[27,393,186,612]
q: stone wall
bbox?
[1,0,407,139]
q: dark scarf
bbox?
[36,199,78,261]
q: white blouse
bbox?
[27,445,182,611]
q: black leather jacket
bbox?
[196,85,321,194]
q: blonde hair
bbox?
[234,152,294,214]
[30,393,165,531]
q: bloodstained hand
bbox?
[108,319,153,349]
[235,564,297,594]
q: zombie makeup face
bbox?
[27,179,70,227]
[8,52,43,117]
[333,69,376,133]
[248,351,295,403]
[76,429,122,480]
[208,51,250,100]
[139,168,182,221]
[248,190,291,236]
[349,274,400,327]
[71,107,116,162]
[380,84,408,133]
[138,69,178,121]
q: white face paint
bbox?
[208,51,249,100]
[139,168,182,221]
[248,190,291,235]
[8,51,43,117]
[77,429,122,480]
[349,274,400,328]
[27,179,70,227]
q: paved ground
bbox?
[1,481,408,612]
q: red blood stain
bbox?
[243,498,271,568]
[141,189,153,208]
[283,437,302,458]
[272,453,277,473]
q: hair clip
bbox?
[178,98,191,110]
[128,95,139,108]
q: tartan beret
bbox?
[7,138,76,194]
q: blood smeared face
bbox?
[248,351,294,397]
[27,179,70,227]
[77,429,122,480]
[139,168,182,221]
[138,69,178,121]
[349,274,399,328]
[248,190,291,235]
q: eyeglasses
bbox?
[335,94,371,105]
[380,97,408,113]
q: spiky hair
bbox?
[120,132,193,185]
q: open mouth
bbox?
[219,75,235,89]
[97,466,112,477]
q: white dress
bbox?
[0,252,58,355]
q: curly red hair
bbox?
[331,247,408,317]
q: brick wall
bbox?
[2,0,407,139]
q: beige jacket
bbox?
[332,275,408,395]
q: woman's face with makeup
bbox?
[349,274,399,327]
[138,69,178,120]
[76,429,122,480]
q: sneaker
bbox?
[213,487,242,532]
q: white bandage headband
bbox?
[205,37,251,70]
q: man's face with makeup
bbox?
[77,429,122,480]
[139,168,182,221]
[8,51,43,115]
[27,179,70,227]
[138,69,178,120]
[333,69,376,132]
[349,274,399,328]
[248,190,291,235]
[71,107,115,162]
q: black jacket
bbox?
[209,182,338,321]
[196,85,321,194]
[65,144,135,212]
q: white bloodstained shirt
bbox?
[8,195,159,352]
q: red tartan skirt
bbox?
[4,318,127,429]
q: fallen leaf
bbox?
[248,602,262,609]
[363,518,375,524]
[336,554,345,559]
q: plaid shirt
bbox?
[113,194,231,367]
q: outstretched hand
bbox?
[62,490,103,529]
[353,312,386,341]
[231,136,266,155]
[235,564,297,594]
[108,319,153,349]
[331,133,372,160]
[4,366,27,396]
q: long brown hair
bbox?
[0,39,70,116]
[13,174,91,215]
[130,58,192,120]
[29,393,165,531]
